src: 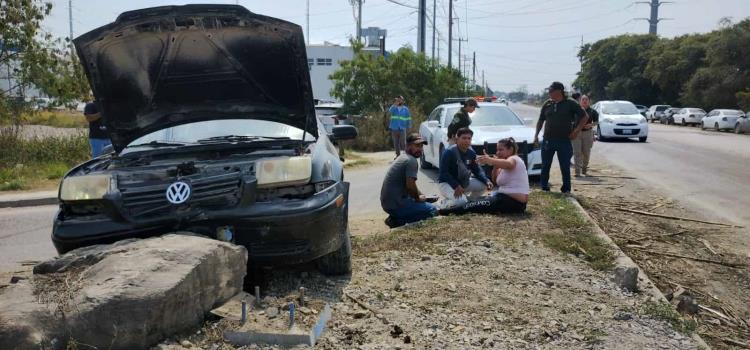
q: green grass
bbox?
[537,192,615,271]
[20,110,88,128]
[0,128,89,191]
[640,301,698,335]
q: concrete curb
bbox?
[0,195,57,209]
[567,196,711,350]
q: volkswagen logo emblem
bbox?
[166,181,191,205]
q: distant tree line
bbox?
[574,18,750,110]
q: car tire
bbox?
[736,123,743,134]
[420,153,434,169]
[597,126,607,141]
[701,122,706,130]
[681,119,686,127]
[639,136,647,143]
[715,122,720,131]
[316,229,351,275]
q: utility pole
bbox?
[635,0,673,35]
[448,0,453,68]
[306,0,310,45]
[482,70,486,96]
[68,0,74,54]
[431,0,436,60]
[472,51,476,90]
[357,0,363,42]
[455,36,467,75]
[417,0,426,53]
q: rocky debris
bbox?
[614,266,639,292]
[0,234,246,350]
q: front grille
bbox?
[616,123,638,126]
[120,171,242,218]
[613,128,640,135]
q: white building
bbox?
[305,43,353,102]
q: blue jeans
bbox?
[89,138,112,158]
[386,198,438,225]
[540,139,573,193]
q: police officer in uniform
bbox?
[447,98,479,143]
[532,82,588,194]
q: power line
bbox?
[635,0,674,35]
[383,0,418,9]
[472,20,633,43]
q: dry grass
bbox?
[20,110,88,129]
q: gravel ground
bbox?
[152,196,701,350]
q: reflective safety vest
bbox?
[388,105,411,130]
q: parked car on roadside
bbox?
[635,104,648,116]
[660,108,681,124]
[734,112,750,134]
[315,102,347,134]
[646,105,670,123]
[672,108,706,126]
[419,100,542,176]
[53,4,358,275]
[701,109,746,132]
[592,100,649,142]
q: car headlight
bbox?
[256,156,312,188]
[601,118,614,124]
[59,174,114,201]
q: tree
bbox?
[329,41,465,150]
[1,0,90,124]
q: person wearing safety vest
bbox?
[388,95,412,159]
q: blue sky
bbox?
[42,0,750,93]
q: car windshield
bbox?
[602,103,640,115]
[127,119,307,148]
[315,107,338,117]
[656,106,669,111]
[445,106,523,126]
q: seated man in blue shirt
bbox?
[438,128,494,208]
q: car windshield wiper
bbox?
[128,140,190,148]
[196,135,291,144]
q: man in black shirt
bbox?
[572,95,599,177]
[84,101,111,157]
[532,82,588,194]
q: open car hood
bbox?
[74,4,317,152]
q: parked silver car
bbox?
[735,112,750,134]
[672,108,706,126]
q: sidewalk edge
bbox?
[567,196,711,350]
[0,197,58,209]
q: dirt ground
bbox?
[150,192,701,350]
[564,165,750,349]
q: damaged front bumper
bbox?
[52,181,350,266]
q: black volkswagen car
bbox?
[52,5,357,275]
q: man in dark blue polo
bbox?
[533,82,588,194]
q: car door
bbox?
[705,110,716,126]
[675,108,686,123]
[426,108,443,162]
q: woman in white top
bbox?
[439,137,529,215]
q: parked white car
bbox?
[314,102,344,134]
[418,102,543,176]
[736,112,750,134]
[672,108,706,126]
[592,100,649,142]
[701,109,745,131]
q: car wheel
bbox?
[420,153,434,169]
[715,122,720,131]
[316,229,351,275]
[736,123,743,134]
[701,122,706,130]
[681,119,686,126]
[597,126,607,141]
[639,136,647,143]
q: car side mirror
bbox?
[330,125,358,141]
[427,120,439,127]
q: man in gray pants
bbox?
[387,96,411,159]
[572,95,598,176]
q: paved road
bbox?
[511,102,750,228]
[0,205,58,271]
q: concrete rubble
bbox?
[0,234,246,350]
